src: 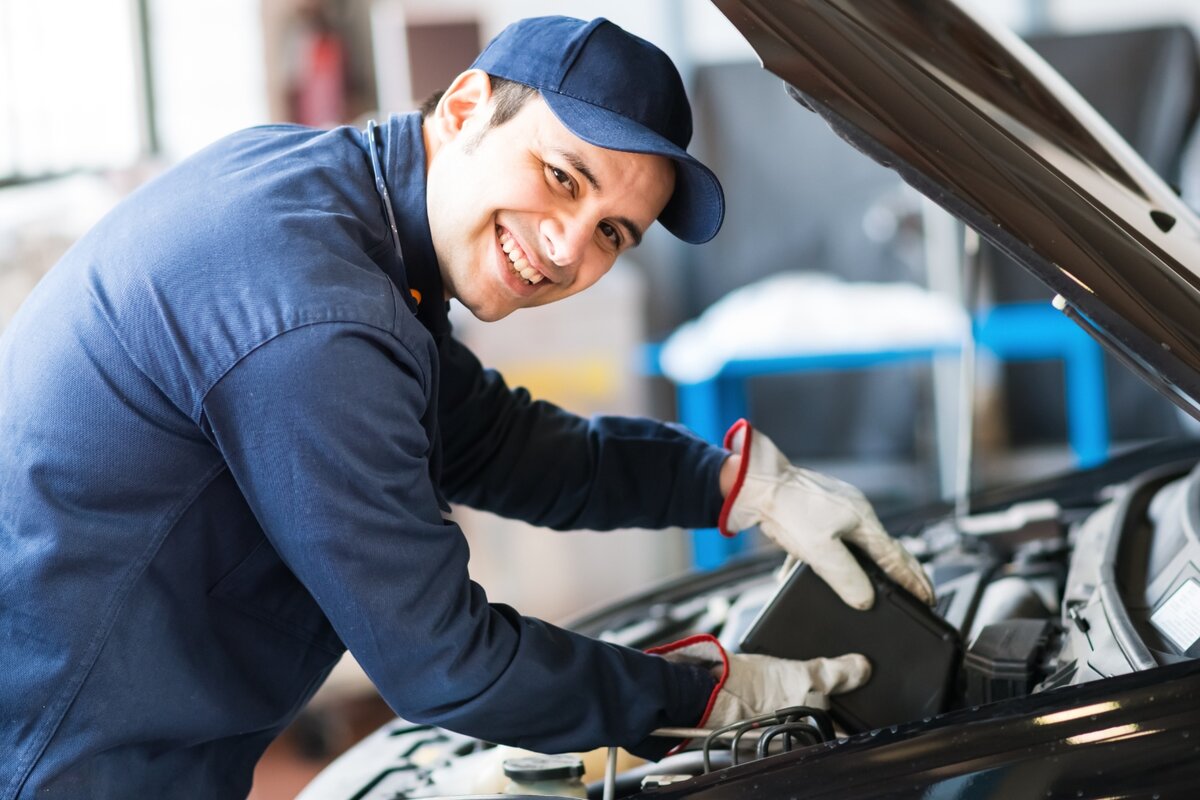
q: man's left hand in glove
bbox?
[717,419,934,611]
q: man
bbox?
[0,16,932,798]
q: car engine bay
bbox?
[298,446,1200,799]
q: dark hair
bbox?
[419,75,539,132]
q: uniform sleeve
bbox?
[436,334,728,530]
[200,322,715,757]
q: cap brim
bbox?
[541,92,725,245]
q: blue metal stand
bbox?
[974,303,1108,468]
[649,301,1109,569]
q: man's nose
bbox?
[541,213,591,269]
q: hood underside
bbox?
[714,0,1200,423]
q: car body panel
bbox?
[644,658,1200,799]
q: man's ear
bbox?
[426,69,493,148]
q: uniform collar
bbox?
[375,113,451,337]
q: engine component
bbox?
[964,619,1058,705]
[1056,461,1197,687]
[501,755,586,798]
[956,500,1065,556]
[967,576,1054,642]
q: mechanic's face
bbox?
[424,70,675,322]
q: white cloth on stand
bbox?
[659,272,969,383]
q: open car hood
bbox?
[713,0,1200,423]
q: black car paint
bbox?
[642,658,1200,799]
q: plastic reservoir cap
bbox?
[502,754,585,781]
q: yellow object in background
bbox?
[501,354,622,411]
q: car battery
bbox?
[740,545,960,733]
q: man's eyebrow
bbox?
[615,216,644,248]
[554,148,601,191]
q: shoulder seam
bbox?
[195,317,426,422]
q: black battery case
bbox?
[739,546,960,733]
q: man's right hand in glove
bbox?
[651,635,869,730]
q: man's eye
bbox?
[547,165,574,193]
[599,221,622,248]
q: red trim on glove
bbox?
[717,419,753,538]
[646,633,728,732]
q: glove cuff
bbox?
[647,634,729,732]
[717,419,754,537]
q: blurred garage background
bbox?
[3,0,1200,795]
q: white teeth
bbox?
[498,227,546,286]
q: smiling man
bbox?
[426,71,676,321]
[0,16,932,799]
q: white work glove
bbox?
[651,634,869,730]
[719,419,934,610]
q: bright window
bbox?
[0,0,142,180]
[148,0,267,161]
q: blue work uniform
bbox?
[0,113,725,799]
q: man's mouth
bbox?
[496,226,545,286]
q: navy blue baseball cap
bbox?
[470,16,725,244]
